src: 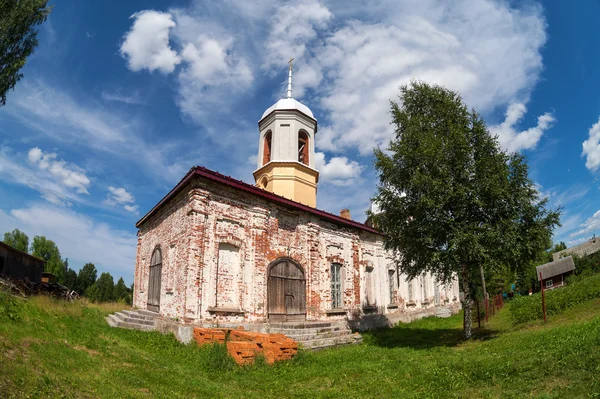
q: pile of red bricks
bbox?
[192,327,298,365]
[193,328,226,345]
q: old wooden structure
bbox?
[0,241,45,284]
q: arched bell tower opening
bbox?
[298,130,309,165]
[253,60,319,207]
[262,131,272,166]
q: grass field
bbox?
[1,293,599,398]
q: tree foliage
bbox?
[30,235,67,281]
[113,277,130,303]
[0,0,52,106]
[2,228,29,252]
[87,272,115,303]
[75,263,97,295]
[374,82,560,338]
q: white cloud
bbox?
[120,10,181,74]
[314,151,363,186]
[0,204,136,281]
[287,0,548,155]
[123,204,139,214]
[582,118,600,171]
[107,186,134,204]
[175,33,253,123]
[0,147,84,205]
[105,186,138,214]
[263,0,332,98]
[101,89,144,105]
[4,79,188,182]
[27,148,90,195]
[570,210,600,239]
[489,103,555,153]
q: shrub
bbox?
[509,273,600,325]
[0,289,22,321]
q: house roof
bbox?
[536,256,576,281]
[136,166,381,235]
[0,241,46,264]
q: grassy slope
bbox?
[0,296,599,399]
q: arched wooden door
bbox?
[147,247,162,312]
[268,259,306,321]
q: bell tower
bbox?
[253,60,319,207]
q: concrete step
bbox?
[122,310,156,321]
[271,326,345,335]
[113,312,155,326]
[269,321,335,329]
[435,308,452,318]
[285,329,353,342]
[300,334,362,350]
[106,314,156,331]
[135,309,160,317]
[105,316,117,327]
[108,314,155,331]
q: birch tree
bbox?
[373,82,560,338]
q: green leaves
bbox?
[2,228,29,252]
[375,82,561,336]
[0,0,52,106]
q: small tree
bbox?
[0,0,52,106]
[75,263,97,295]
[2,228,29,252]
[31,235,67,281]
[113,277,129,303]
[374,82,560,338]
[87,272,114,303]
[63,268,77,290]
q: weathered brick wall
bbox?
[553,238,600,261]
[134,176,460,324]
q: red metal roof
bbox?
[136,166,381,235]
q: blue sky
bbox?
[1,0,600,283]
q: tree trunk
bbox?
[461,264,472,339]
[479,264,488,322]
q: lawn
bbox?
[1,293,599,398]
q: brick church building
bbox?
[133,64,459,328]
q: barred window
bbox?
[331,263,342,309]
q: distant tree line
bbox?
[2,228,132,304]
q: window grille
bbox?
[331,263,342,309]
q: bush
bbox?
[509,273,600,324]
[0,289,22,321]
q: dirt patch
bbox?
[73,345,100,356]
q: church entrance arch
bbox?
[147,247,162,312]
[268,258,306,321]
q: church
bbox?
[132,64,460,329]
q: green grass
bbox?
[509,272,600,324]
[1,292,599,398]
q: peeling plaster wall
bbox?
[134,176,460,324]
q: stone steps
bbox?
[106,309,157,331]
[284,329,352,341]
[274,326,345,335]
[435,308,452,318]
[270,321,361,351]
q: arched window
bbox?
[298,131,309,165]
[259,176,268,189]
[263,131,272,165]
